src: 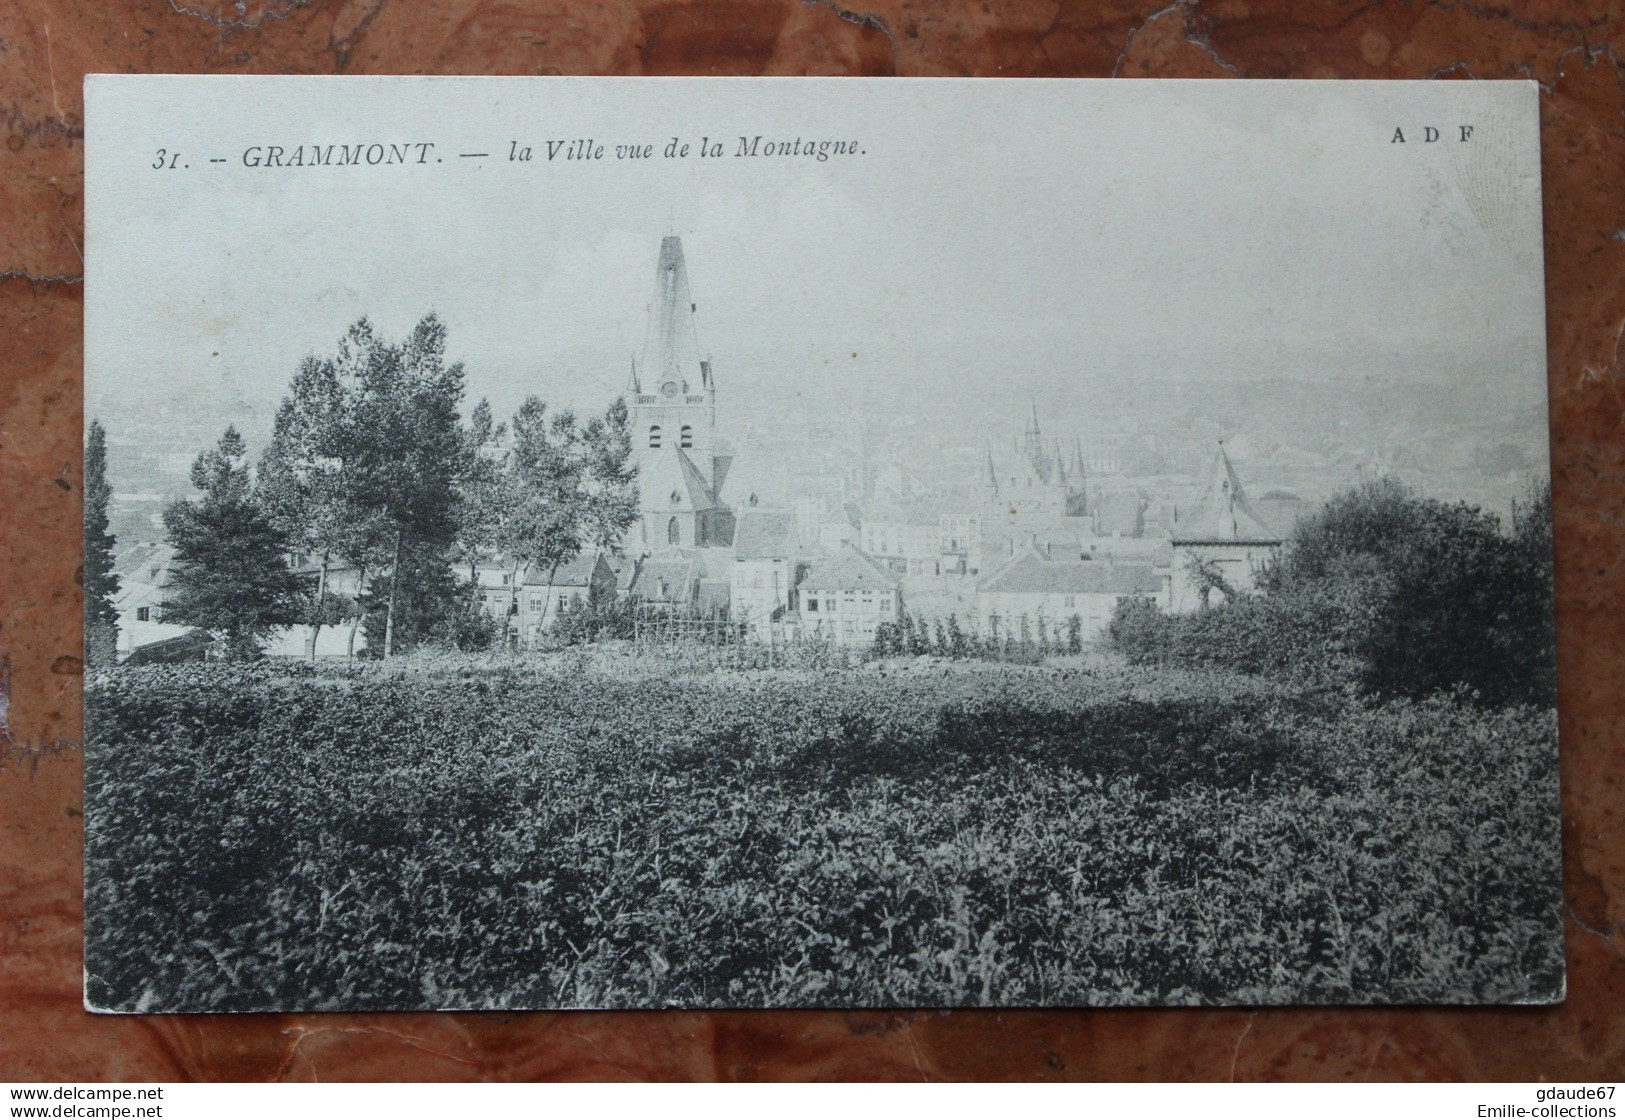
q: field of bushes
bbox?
[84,655,1562,1011]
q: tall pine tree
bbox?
[162,427,304,661]
[83,419,120,667]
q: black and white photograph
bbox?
[82,76,1561,1012]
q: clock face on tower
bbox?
[660,380,680,399]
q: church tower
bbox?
[623,236,732,554]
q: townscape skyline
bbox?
[95,286,1550,550]
[88,80,1547,532]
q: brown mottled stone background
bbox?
[2,0,1621,1082]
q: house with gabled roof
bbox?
[1168,442,1283,612]
[469,552,522,626]
[797,544,901,646]
[731,508,797,639]
[630,549,706,612]
[110,542,204,661]
[977,542,1166,644]
[604,553,639,600]
[516,551,616,643]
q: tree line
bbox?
[84,314,640,663]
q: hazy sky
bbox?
[85,77,1548,451]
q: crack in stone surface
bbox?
[1568,903,1625,957]
[1227,1010,1255,1081]
[1111,0,1238,78]
[563,1029,636,1077]
[329,0,388,73]
[279,1025,478,1081]
[165,0,307,31]
[1112,0,1188,78]
[1425,0,1600,37]
[800,0,897,72]
[902,1018,929,1080]
[1360,1034,1390,1081]
[0,269,84,287]
[1180,15,1240,75]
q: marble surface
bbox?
[2,0,1622,1081]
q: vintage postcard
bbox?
[83,76,1559,1011]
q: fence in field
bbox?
[631,606,742,647]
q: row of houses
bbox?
[108,443,1281,660]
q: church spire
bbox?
[640,235,706,390]
[1172,439,1277,542]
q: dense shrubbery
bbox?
[1108,583,1366,691]
[1111,479,1556,707]
[548,596,638,647]
[85,660,1559,1011]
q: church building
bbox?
[623,236,735,554]
[984,401,1089,519]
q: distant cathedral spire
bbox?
[1022,395,1041,456]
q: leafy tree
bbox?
[1066,613,1083,654]
[1275,476,1554,703]
[947,613,968,659]
[452,397,509,581]
[162,427,304,660]
[259,356,379,660]
[554,594,637,647]
[488,396,639,644]
[84,419,121,667]
[260,315,471,658]
[360,544,493,655]
[579,396,640,554]
[1107,596,1166,662]
[883,616,905,656]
